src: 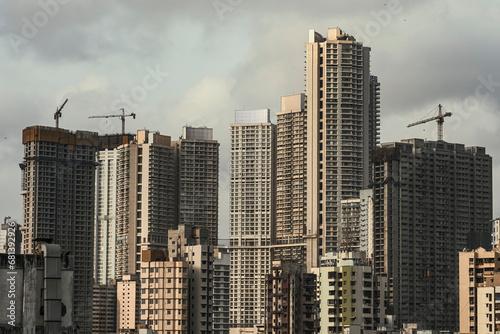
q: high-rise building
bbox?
[274,94,308,263]
[372,139,493,330]
[359,189,374,260]
[318,252,388,333]
[0,218,21,254]
[265,261,318,334]
[94,134,133,285]
[174,126,219,245]
[459,247,500,334]
[140,249,189,334]
[167,225,214,334]
[230,109,276,331]
[117,274,140,332]
[305,28,380,269]
[92,281,117,334]
[492,218,500,249]
[20,125,98,333]
[116,130,177,277]
[213,246,230,334]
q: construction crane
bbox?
[89,108,136,134]
[54,98,68,129]
[407,104,452,141]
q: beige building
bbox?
[230,109,276,332]
[459,247,500,333]
[116,130,177,277]
[140,249,189,334]
[117,274,140,332]
[274,94,308,263]
[305,28,380,270]
[20,126,98,333]
[174,126,219,245]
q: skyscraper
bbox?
[174,126,219,245]
[116,130,177,277]
[230,109,276,331]
[372,139,492,330]
[305,28,380,269]
[274,94,308,263]
[20,125,98,333]
[94,134,133,285]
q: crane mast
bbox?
[89,108,136,134]
[54,98,68,129]
[407,104,452,141]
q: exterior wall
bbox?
[167,225,214,334]
[213,247,230,334]
[459,248,500,333]
[305,28,379,270]
[175,126,219,245]
[117,274,139,332]
[92,282,117,334]
[274,94,307,263]
[140,253,189,334]
[373,139,493,331]
[230,109,276,331]
[94,148,119,285]
[493,219,500,249]
[116,130,177,277]
[319,252,387,334]
[21,125,97,333]
[340,199,361,252]
[359,189,374,260]
[265,261,318,334]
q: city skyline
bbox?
[1,1,500,240]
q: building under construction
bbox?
[372,139,492,330]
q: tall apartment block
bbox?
[459,247,500,334]
[116,130,177,277]
[174,126,219,245]
[214,247,230,334]
[372,139,492,330]
[274,94,308,263]
[265,261,318,334]
[94,134,133,285]
[117,274,140,333]
[92,281,117,334]
[140,249,189,334]
[318,252,388,334]
[305,28,380,270]
[20,125,98,333]
[230,109,276,331]
[0,219,21,254]
[167,225,214,334]
[359,189,374,260]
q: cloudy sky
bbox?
[1,0,499,240]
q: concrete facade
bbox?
[94,134,133,285]
[305,28,380,270]
[318,252,387,334]
[230,109,276,332]
[459,247,500,333]
[265,261,318,334]
[117,274,140,332]
[20,125,97,333]
[213,247,230,334]
[274,94,308,263]
[0,244,74,333]
[92,281,117,334]
[174,126,219,245]
[373,139,493,330]
[116,130,177,277]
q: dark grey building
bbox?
[372,139,493,330]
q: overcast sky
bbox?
[1,1,499,240]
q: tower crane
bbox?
[54,98,68,129]
[407,104,452,141]
[89,108,136,134]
